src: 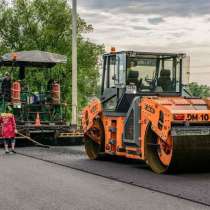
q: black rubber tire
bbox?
[144,125,168,174]
[85,138,101,160]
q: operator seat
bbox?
[127,71,140,90]
[157,69,172,91]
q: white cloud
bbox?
[77,1,210,85]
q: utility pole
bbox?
[71,0,77,128]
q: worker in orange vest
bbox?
[0,110,17,154]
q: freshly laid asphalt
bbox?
[0,150,208,210]
[17,146,210,206]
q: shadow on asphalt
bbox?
[96,155,210,175]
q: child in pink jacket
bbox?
[0,113,17,154]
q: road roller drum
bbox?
[146,126,210,173]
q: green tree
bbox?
[0,0,103,117]
[188,82,210,98]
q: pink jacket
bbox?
[0,113,16,138]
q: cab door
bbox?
[101,54,118,111]
[101,53,127,112]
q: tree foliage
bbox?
[188,82,210,98]
[0,0,103,117]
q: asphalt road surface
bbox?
[0,150,208,210]
[18,146,210,206]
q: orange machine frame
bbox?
[82,97,210,162]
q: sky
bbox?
[76,0,210,85]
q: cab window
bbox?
[127,58,157,92]
[126,56,181,93]
[102,55,116,91]
[109,56,116,88]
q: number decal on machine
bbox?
[186,114,209,121]
[144,104,155,114]
[201,114,209,121]
[186,114,198,121]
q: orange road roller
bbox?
[82,50,210,173]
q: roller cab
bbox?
[82,50,210,173]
